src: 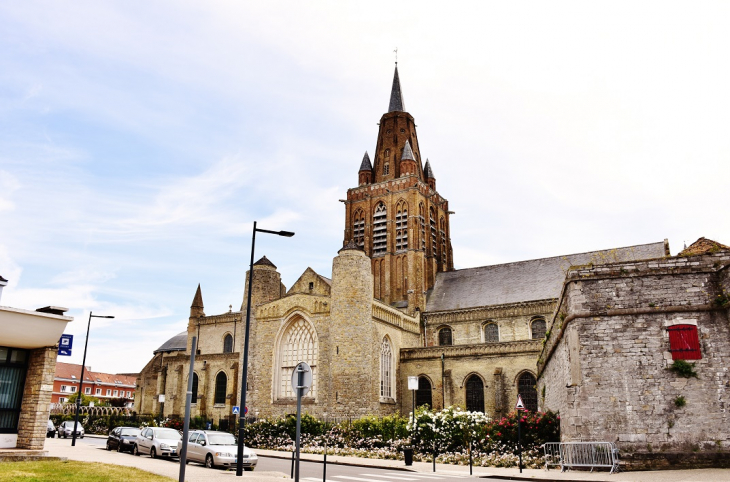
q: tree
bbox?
[66,392,101,406]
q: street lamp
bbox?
[237,221,294,476]
[72,311,114,447]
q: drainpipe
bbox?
[440,353,445,409]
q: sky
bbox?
[1,1,729,375]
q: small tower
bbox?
[400,140,417,176]
[358,152,373,185]
[190,284,205,318]
[241,256,285,311]
[424,159,436,190]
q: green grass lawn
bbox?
[0,460,175,481]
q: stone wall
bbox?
[538,251,730,458]
[17,346,57,449]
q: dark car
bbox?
[47,420,56,438]
[107,426,141,453]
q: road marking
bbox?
[333,476,399,482]
[358,474,421,481]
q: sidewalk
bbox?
[43,437,730,482]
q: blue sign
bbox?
[232,406,240,415]
[58,334,73,356]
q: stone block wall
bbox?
[538,252,730,457]
[17,346,57,449]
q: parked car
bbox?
[107,426,141,453]
[134,427,181,458]
[177,430,257,470]
[58,420,84,439]
[47,420,56,438]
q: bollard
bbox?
[291,450,295,478]
[469,439,473,476]
[432,443,436,472]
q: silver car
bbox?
[134,427,181,458]
[178,430,257,470]
[58,420,84,438]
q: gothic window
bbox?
[373,203,387,256]
[518,372,538,411]
[465,375,484,412]
[380,337,393,399]
[668,324,702,360]
[383,163,390,175]
[430,207,437,256]
[191,373,198,404]
[531,318,547,340]
[484,323,499,343]
[223,334,233,353]
[416,377,432,408]
[353,209,365,248]
[278,317,318,399]
[214,372,227,405]
[439,217,447,264]
[419,203,426,250]
[438,327,453,346]
[395,201,408,251]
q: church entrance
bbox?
[465,375,484,412]
[416,377,432,409]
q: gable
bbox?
[286,267,332,296]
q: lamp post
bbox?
[237,221,294,476]
[72,311,114,447]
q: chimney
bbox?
[0,275,7,304]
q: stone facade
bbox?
[538,249,730,457]
[17,346,57,450]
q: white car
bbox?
[178,430,257,470]
[134,427,182,458]
[58,420,84,438]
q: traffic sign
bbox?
[515,394,526,410]
[291,362,312,396]
[58,334,73,356]
[244,406,248,415]
[232,406,240,415]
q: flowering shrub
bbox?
[411,406,491,453]
[481,410,559,451]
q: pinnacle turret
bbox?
[424,159,434,178]
[359,151,372,171]
[387,65,405,113]
[401,140,415,161]
[190,284,205,318]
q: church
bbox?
[135,68,729,462]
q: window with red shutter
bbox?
[668,324,702,360]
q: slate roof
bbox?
[424,159,434,179]
[427,241,667,312]
[254,255,276,268]
[154,331,188,354]
[359,151,372,171]
[401,140,415,161]
[388,65,405,113]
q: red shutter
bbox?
[668,324,702,360]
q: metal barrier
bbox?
[543,442,620,474]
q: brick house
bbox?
[52,362,136,407]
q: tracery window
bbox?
[380,337,393,399]
[223,334,233,353]
[465,375,484,412]
[373,203,387,256]
[395,201,408,252]
[278,317,318,399]
[430,207,437,256]
[531,318,547,340]
[484,323,499,343]
[214,372,227,405]
[419,203,426,250]
[438,327,453,346]
[518,372,538,411]
[353,209,365,248]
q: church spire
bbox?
[359,151,372,170]
[388,65,405,113]
[190,284,204,318]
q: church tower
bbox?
[343,65,454,313]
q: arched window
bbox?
[465,375,484,412]
[353,209,365,248]
[438,327,453,346]
[395,201,408,251]
[373,203,387,256]
[416,377,432,408]
[278,317,318,399]
[380,337,393,399]
[484,323,499,343]
[518,372,538,411]
[531,318,547,340]
[439,216,446,264]
[429,207,437,256]
[383,162,390,175]
[214,372,227,405]
[419,203,426,250]
[223,334,233,353]
[191,373,198,404]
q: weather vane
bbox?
[394,47,398,65]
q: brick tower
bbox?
[343,65,454,313]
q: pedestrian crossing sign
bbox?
[515,394,526,410]
[232,406,240,414]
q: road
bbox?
[72,436,475,482]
